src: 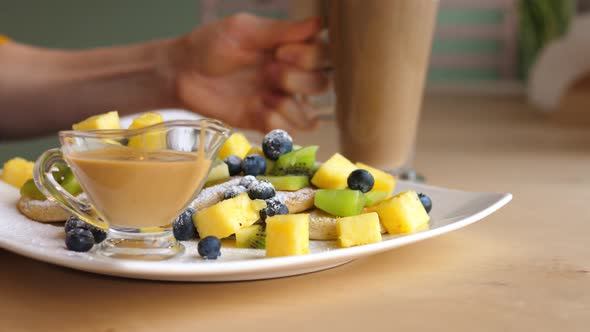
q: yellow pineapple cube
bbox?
[311,153,357,189]
[266,213,309,257]
[127,112,165,150]
[356,162,396,197]
[247,146,264,156]
[1,157,35,188]
[374,190,430,235]
[128,112,163,129]
[72,111,121,130]
[193,193,266,239]
[218,133,252,160]
[336,212,382,248]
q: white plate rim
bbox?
[0,180,512,280]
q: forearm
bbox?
[0,39,181,139]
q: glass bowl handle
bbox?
[34,148,108,230]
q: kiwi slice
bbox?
[60,168,83,196]
[48,164,83,196]
[270,145,318,176]
[51,162,69,183]
[364,191,389,207]
[256,175,310,191]
[205,159,230,186]
[314,189,366,217]
[235,224,266,249]
[20,179,46,201]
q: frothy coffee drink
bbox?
[329,0,438,171]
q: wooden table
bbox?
[1,95,589,332]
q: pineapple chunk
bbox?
[336,212,382,248]
[356,162,396,197]
[1,157,35,188]
[374,190,430,234]
[247,146,264,156]
[127,112,165,150]
[72,111,121,130]
[218,133,252,160]
[193,193,266,239]
[266,213,310,257]
[128,112,163,129]
[311,153,357,189]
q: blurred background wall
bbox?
[0,0,586,162]
[1,0,579,82]
[0,0,199,49]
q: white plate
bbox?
[0,179,511,282]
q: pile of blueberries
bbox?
[224,129,293,177]
[64,216,107,252]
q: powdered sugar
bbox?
[189,177,241,211]
[238,175,258,189]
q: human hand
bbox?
[166,13,330,132]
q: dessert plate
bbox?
[0,179,511,282]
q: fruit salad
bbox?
[182,128,432,259]
[3,111,433,259]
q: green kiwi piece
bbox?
[256,175,310,191]
[314,189,366,217]
[20,179,47,201]
[60,169,83,196]
[235,224,266,249]
[364,191,389,207]
[51,162,69,183]
[270,145,318,176]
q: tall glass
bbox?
[34,120,231,260]
[329,0,438,175]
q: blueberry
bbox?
[64,216,87,233]
[224,155,242,176]
[241,154,267,176]
[260,197,289,221]
[198,236,221,259]
[262,129,293,161]
[248,180,275,200]
[173,208,197,240]
[418,193,432,213]
[91,227,107,244]
[65,228,95,252]
[347,169,375,193]
[239,175,258,189]
[64,216,107,244]
[277,203,289,215]
[223,185,247,200]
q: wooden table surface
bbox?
[1,95,589,332]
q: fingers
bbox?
[265,62,330,95]
[260,94,320,132]
[275,41,331,71]
[224,13,322,50]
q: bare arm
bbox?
[0,14,329,140]
[0,39,179,139]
